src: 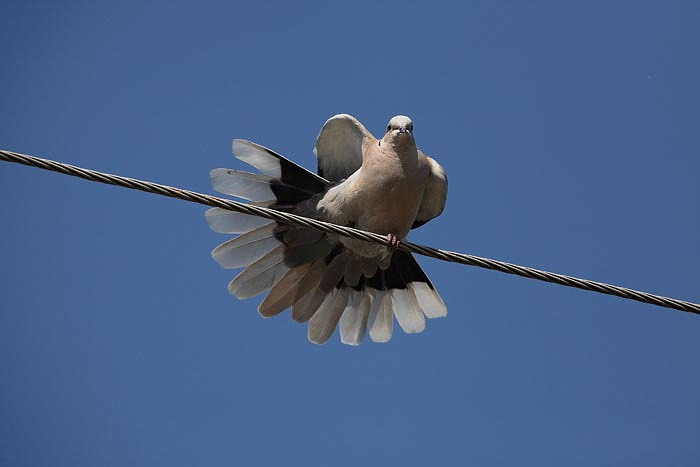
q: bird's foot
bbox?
[386,233,401,250]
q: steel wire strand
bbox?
[2,149,698,315]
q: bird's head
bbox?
[385,115,413,136]
[383,115,415,151]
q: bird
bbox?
[206,114,448,345]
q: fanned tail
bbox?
[303,248,446,345]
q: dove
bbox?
[207,114,448,345]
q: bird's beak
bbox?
[398,126,410,135]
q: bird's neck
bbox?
[383,136,417,160]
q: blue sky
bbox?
[1,1,699,466]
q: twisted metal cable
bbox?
[2,148,698,315]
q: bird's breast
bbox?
[350,156,429,236]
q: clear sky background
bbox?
[1,1,699,466]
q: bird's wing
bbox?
[412,151,448,229]
[233,139,329,191]
[314,114,376,181]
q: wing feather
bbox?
[413,152,448,229]
[314,114,376,181]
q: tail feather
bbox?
[368,288,393,343]
[228,245,288,299]
[230,261,290,300]
[390,288,426,334]
[339,290,371,345]
[319,249,351,291]
[392,251,447,318]
[289,247,350,323]
[232,140,328,195]
[292,285,327,323]
[206,208,274,234]
[409,282,447,319]
[282,227,324,246]
[390,256,426,334]
[211,223,287,269]
[210,168,311,204]
[266,258,331,316]
[308,288,349,344]
[343,256,364,287]
[281,240,334,267]
[258,263,314,317]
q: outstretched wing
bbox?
[413,151,448,229]
[314,114,376,182]
[233,139,329,192]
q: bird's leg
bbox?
[386,233,401,250]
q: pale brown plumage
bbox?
[309,114,446,266]
[208,114,448,345]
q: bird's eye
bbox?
[387,125,391,131]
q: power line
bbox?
[2,148,698,315]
